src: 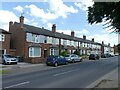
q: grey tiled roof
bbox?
[0,28,11,34]
[15,22,102,45]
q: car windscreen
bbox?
[65,55,70,57]
[4,55,15,58]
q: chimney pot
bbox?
[92,38,94,42]
[52,24,56,33]
[102,41,104,44]
[83,35,86,40]
[20,15,24,29]
[71,31,75,37]
[9,21,13,26]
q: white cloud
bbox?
[77,29,89,35]
[57,29,117,46]
[0,10,19,30]
[0,10,30,31]
[48,0,78,18]
[25,0,78,22]
[46,23,53,30]
[74,0,94,11]
[14,6,24,13]
[57,29,71,35]
[25,4,58,21]
[87,34,118,46]
[57,29,89,38]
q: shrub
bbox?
[61,51,69,56]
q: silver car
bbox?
[2,54,18,64]
[65,54,83,63]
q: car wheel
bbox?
[72,59,75,63]
[80,59,83,62]
[54,62,58,67]
[3,60,6,65]
[65,61,68,65]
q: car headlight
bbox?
[67,59,71,60]
[6,59,10,61]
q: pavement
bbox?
[87,68,119,89]
[1,59,119,88]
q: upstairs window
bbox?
[0,34,5,41]
[44,36,47,43]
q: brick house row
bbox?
[0,29,11,55]
[1,15,113,63]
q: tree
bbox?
[117,43,120,55]
[88,2,120,33]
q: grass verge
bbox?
[0,70,10,74]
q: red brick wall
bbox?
[0,34,10,54]
[24,42,52,63]
[9,22,26,57]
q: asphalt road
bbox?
[2,56,119,89]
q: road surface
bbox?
[2,56,119,89]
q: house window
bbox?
[44,36,47,43]
[50,48,59,55]
[26,33,32,42]
[29,47,41,57]
[47,37,52,44]
[0,34,5,41]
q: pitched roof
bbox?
[15,22,102,45]
[0,28,11,34]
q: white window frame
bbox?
[29,47,41,57]
[0,34,5,41]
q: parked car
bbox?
[2,54,18,64]
[89,54,100,60]
[101,53,111,58]
[46,55,68,67]
[65,54,83,63]
[15,56,24,62]
[101,54,107,58]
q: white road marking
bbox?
[5,81,30,88]
[53,69,79,76]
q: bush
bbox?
[73,50,80,55]
[61,51,69,56]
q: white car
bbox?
[65,54,83,63]
[2,54,18,64]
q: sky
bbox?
[0,0,118,46]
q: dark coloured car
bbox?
[101,54,107,58]
[46,55,68,67]
[15,56,24,62]
[89,54,100,60]
[101,54,110,58]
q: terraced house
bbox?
[9,15,110,63]
[0,28,11,55]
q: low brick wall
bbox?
[24,57,46,64]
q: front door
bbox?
[44,49,47,58]
[0,49,6,55]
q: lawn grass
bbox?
[0,70,10,74]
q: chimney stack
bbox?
[9,21,13,30]
[92,38,94,42]
[20,14,24,29]
[102,41,104,45]
[83,35,86,40]
[52,24,56,33]
[9,21,13,26]
[71,31,75,37]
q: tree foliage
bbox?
[88,2,120,33]
[117,43,120,55]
